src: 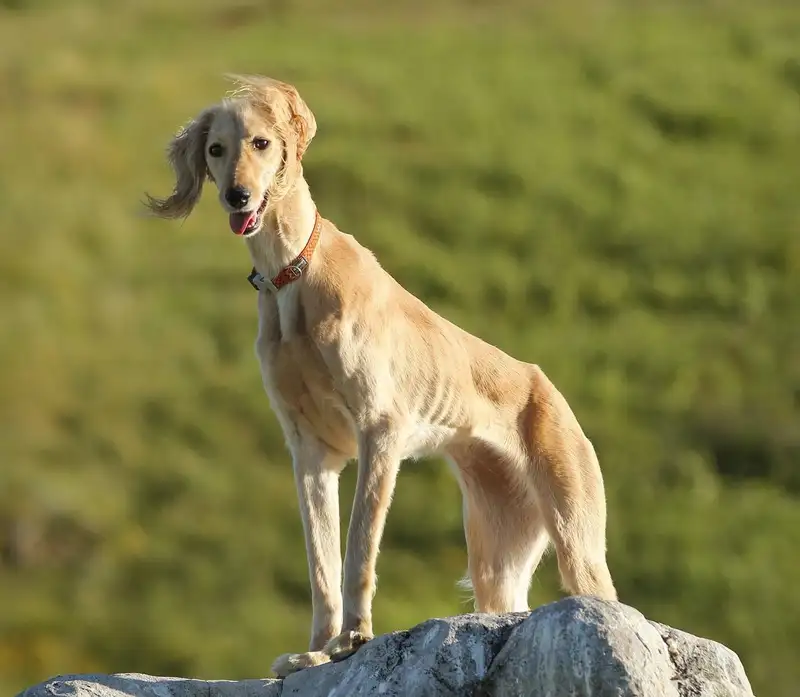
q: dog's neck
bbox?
[245,176,318,280]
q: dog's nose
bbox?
[225,186,251,209]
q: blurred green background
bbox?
[1,0,799,695]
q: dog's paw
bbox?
[271,650,330,678]
[323,629,374,662]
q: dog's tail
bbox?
[456,572,476,608]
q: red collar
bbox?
[247,210,322,293]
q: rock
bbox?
[15,597,755,697]
[652,622,757,697]
[279,612,521,696]
[16,675,282,697]
[477,598,754,696]
[477,598,681,696]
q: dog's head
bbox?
[145,75,317,237]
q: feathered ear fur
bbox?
[274,79,317,161]
[144,108,216,219]
[225,75,317,200]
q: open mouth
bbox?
[229,193,268,237]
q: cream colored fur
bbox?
[146,75,617,678]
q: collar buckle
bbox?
[285,256,308,281]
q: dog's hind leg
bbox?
[522,366,617,601]
[449,444,550,614]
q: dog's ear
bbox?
[274,80,317,161]
[145,108,215,219]
[268,80,316,202]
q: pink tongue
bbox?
[229,212,254,235]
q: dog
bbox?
[145,75,617,677]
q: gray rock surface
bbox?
[15,597,755,697]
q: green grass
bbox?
[1,1,799,695]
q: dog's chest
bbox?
[256,294,356,456]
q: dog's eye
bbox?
[208,143,223,157]
[252,138,270,151]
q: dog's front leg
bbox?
[271,442,345,677]
[325,428,402,661]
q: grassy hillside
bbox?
[1,1,799,695]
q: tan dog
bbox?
[146,75,617,677]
